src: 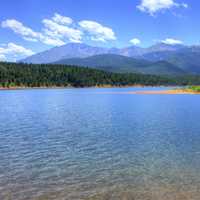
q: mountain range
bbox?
[55,54,185,75]
[21,43,200,75]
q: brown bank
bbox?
[132,89,200,95]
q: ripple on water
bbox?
[1,88,200,200]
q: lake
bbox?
[0,87,200,200]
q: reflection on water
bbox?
[0,88,200,200]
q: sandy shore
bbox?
[132,89,200,95]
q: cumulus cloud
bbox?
[79,20,116,42]
[130,38,141,45]
[52,13,73,25]
[2,19,41,41]
[0,43,34,61]
[42,13,82,44]
[1,13,81,46]
[42,18,83,43]
[1,13,117,47]
[161,38,183,45]
[1,19,65,46]
[137,0,188,15]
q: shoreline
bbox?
[132,89,200,95]
[1,86,200,95]
[0,85,173,91]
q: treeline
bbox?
[1,62,200,88]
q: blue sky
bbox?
[0,0,199,61]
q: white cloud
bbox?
[137,0,188,15]
[2,19,41,41]
[130,38,141,45]
[6,43,34,55]
[42,19,83,43]
[52,13,73,25]
[2,14,83,46]
[1,14,117,46]
[23,37,38,42]
[1,19,65,46]
[43,36,66,46]
[161,38,183,45]
[0,43,34,61]
[79,20,116,42]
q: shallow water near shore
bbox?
[1,87,200,200]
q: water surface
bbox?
[0,87,200,200]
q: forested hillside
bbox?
[1,62,200,88]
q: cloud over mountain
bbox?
[130,38,141,45]
[1,13,117,47]
[79,20,116,42]
[161,38,183,45]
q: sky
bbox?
[0,0,199,61]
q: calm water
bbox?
[1,87,200,200]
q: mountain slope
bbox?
[146,43,185,53]
[55,54,186,75]
[143,61,186,75]
[140,46,200,74]
[167,51,200,74]
[55,54,150,73]
[21,43,109,64]
[20,42,186,64]
[20,42,200,75]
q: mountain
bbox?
[119,46,146,57]
[20,42,186,64]
[140,46,200,74]
[21,43,109,64]
[146,43,185,53]
[20,42,200,75]
[166,51,200,74]
[55,54,186,75]
[142,61,186,75]
[139,51,176,62]
[55,54,150,73]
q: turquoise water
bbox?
[0,87,200,200]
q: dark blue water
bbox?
[1,87,200,200]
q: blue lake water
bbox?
[0,87,200,200]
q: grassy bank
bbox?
[188,86,200,92]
